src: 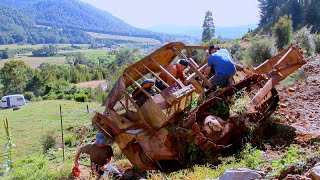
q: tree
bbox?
[0,60,33,94]
[288,0,303,29]
[202,11,215,42]
[272,15,293,50]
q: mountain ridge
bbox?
[0,0,189,43]
[145,24,258,39]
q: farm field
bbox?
[87,32,161,44]
[0,56,66,69]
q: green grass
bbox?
[0,100,104,162]
[87,32,161,44]
[148,144,263,180]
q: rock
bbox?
[310,166,320,180]
[288,87,296,92]
[215,168,265,180]
[280,103,288,108]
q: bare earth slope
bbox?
[276,55,320,143]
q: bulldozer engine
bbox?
[91,42,307,171]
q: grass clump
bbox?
[270,145,302,177]
[41,130,57,153]
[229,91,251,115]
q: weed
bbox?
[208,101,229,119]
[5,154,71,180]
[229,91,251,115]
[64,134,76,147]
[270,145,301,176]
[41,130,57,153]
[241,144,263,169]
[187,144,199,164]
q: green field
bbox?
[87,32,161,44]
[0,100,104,161]
[0,56,66,69]
[0,44,89,51]
[0,49,116,69]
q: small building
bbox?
[0,94,26,108]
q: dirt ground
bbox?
[276,55,320,143]
[257,55,320,179]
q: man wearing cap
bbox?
[204,45,236,87]
[73,132,121,178]
[155,59,189,90]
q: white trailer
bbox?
[0,94,26,108]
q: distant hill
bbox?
[0,3,100,45]
[145,24,258,40]
[0,0,189,43]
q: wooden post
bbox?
[60,105,65,162]
[86,105,89,113]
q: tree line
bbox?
[258,0,320,32]
[0,48,141,102]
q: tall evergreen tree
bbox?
[288,0,303,29]
[202,11,215,42]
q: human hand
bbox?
[205,50,210,57]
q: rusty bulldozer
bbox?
[91,42,306,171]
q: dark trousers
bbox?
[155,81,167,91]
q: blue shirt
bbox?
[207,49,236,77]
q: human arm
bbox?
[204,66,212,76]
[74,148,82,167]
[74,144,90,167]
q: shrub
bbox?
[56,93,65,100]
[314,33,320,53]
[23,91,35,101]
[65,94,74,100]
[272,15,293,50]
[293,26,316,56]
[74,93,88,102]
[41,130,57,153]
[64,134,76,147]
[247,37,277,66]
[31,96,43,102]
[43,92,57,100]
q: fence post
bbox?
[87,104,89,113]
[60,105,65,162]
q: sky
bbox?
[80,0,260,28]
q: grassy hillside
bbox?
[0,100,103,160]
